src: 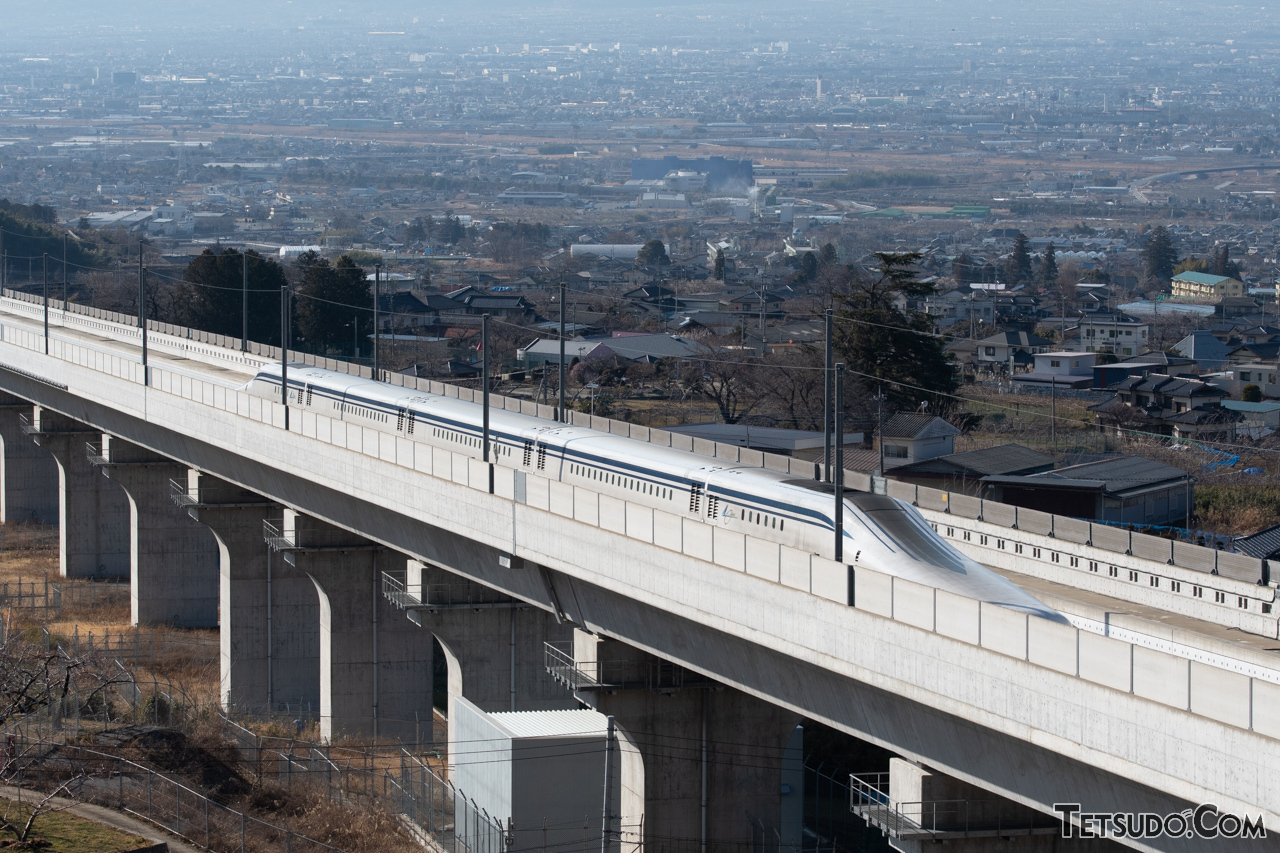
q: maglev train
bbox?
[246,364,1063,622]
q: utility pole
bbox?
[601,715,616,853]
[373,263,381,379]
[242,252,249,351]
[42,254,49,354]
[823,308,833,482]
[877,387,885,476]
[1051,375,1057,447]
[558,278,566,422]
[138,247,148,383]
[834,363,845,562]
[482,314,491,464]
[280,285,290,431]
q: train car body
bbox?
[246,364,1063,621]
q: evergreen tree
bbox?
[179,247,286,345]
[1040,242,1059,286]
[835,252,957,412]
[1141,225,1177,282]
[799,251,818,282]
[1213,244,1242,279]
[635,239,669,267]
[1003,232,1033,285]
[294,254,372,353]
[713,248,726,281]
[818,243,838,269]
[952,252,976,284]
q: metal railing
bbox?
[381,571,519,611]
[263,519,380,553]
[262,519,296,552]
[84,440,108,466]
[849,771,1058,840]
[544,642,711,693]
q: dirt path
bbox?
[0,784,203,853]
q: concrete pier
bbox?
[93,435,220,627]
[405,560,576,756]
[278,511,434,741]
[0,395,57,524]
[27,407,129,579]
[179,469,294,713]
[570,630,802,852]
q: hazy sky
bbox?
[4,1,1275,56]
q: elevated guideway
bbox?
[0,289,1273,850]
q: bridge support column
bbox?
[27,407,129,579]
[405,560,576,757]
[278,511,434,742]
[93,435,219,627]
[572,631,802,853]
[178,470,297,714]
[0,395,57,524]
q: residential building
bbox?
[1089,374,1242,440]
[979,456,1194,527]
[888,444,1056,496]
[1073,313,1149,357]
[975,331,1052,368]
[1171,271,1246,301]
[879,414,961,469]
[1012,352,1096,390]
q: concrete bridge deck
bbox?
[0,291,1273,851]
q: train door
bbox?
[686,466,722,521]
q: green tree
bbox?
[294,254,372,354]
[1173,255,1209,276]
[952,252,977,284]
[799,251,818,282]
[635,239,669,267]
[713,248,726,281]
[1003,232,1032,285]
[179,248,287,345]
[818,243,838,269]
[1213,244,1242,279]
[1141,225,1177,282]
[835,252,957,412]
[1039,242,1059,286]
[1242,383,1263,403]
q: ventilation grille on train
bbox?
[707,495,720,519]
[305,385,313,407]
[536,445,547,471]
[689,483,702,514]
[522,441,533,467]
[406,411,415,435]
[396,408,406,431]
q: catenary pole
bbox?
[373,263,381,379]
[242,252,248,351]
[823,308,832,481]
[558,278,566,421]
[835,363,845,562]
[138,245,148,382]
[42,254,49,353]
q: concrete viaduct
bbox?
[0,291,1274,853]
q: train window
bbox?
[1149,577,1159,588]
[1215,591,1226,604]
[1239,597,1247,609]
[779,520,784,531]
[1128,570,1138,582]
[771,517,777,529]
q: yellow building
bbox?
[1170,271,1245,301]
